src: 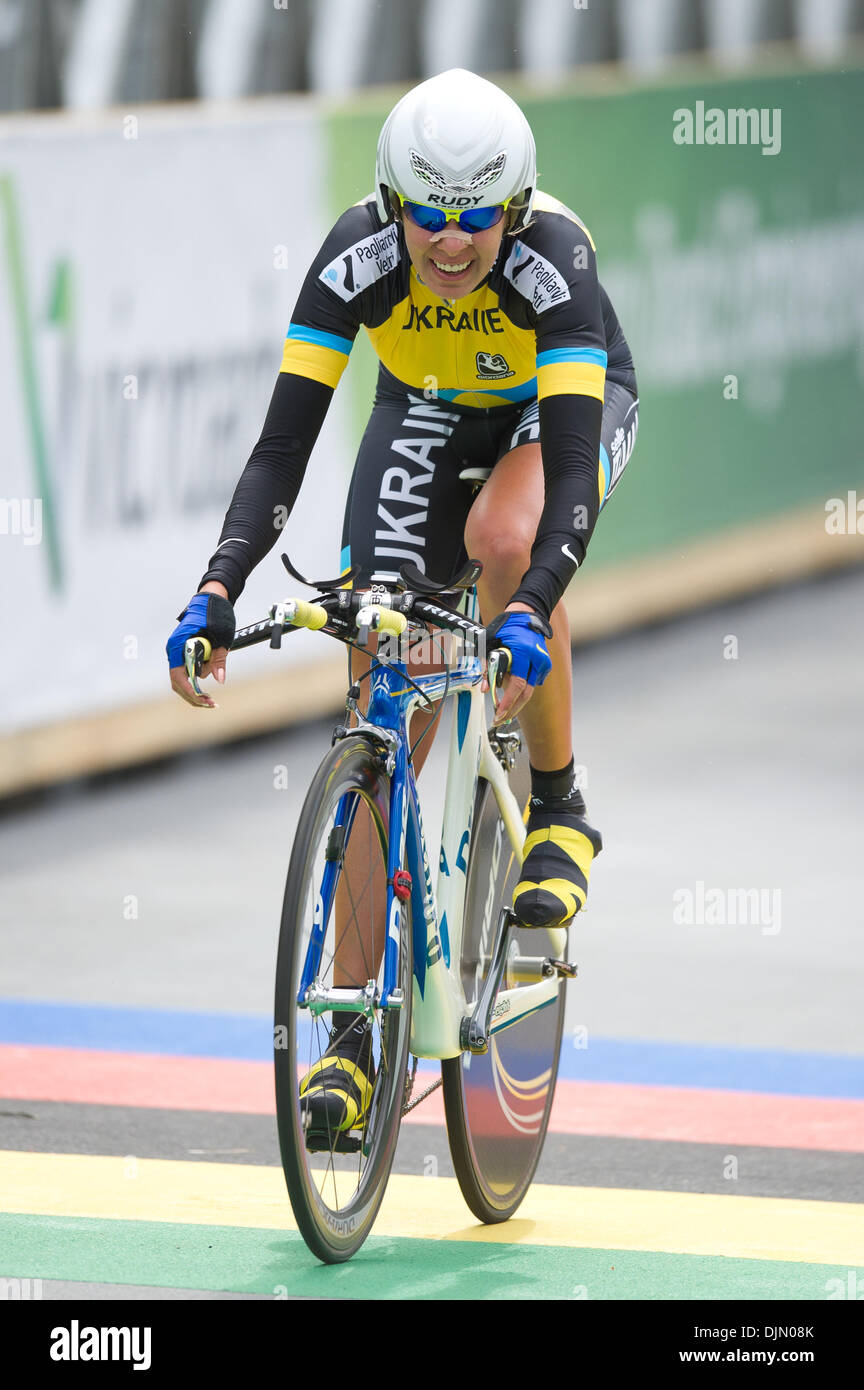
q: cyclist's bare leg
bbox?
[463,442,573,772]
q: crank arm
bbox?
[460,907,516,1055]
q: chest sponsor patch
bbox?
[503,240,571,314]
[320,222,400,301]
[475,351,514,380]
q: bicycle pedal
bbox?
[547,958,578,979]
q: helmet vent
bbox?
[408,149,507,195]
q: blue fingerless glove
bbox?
[486,611,553,687]
[166,593,236,669]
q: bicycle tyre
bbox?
[274,736,411,1263]
[442,743,567,1223]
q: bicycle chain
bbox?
[401,1055,443,1115]
[402,1076,442,1115]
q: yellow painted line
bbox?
[3,1151,863,1266]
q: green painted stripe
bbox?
[0,175,63,590]
[1,1214,860,1301]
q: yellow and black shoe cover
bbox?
[299,1022,375,1138]
[513,805,603,929]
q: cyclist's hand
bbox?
[167,592,235,709]
[485,609,552,725]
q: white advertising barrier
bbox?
[0,100,355,734]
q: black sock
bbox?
[329,1011,369,1059]
[529,759,586,813]
[531,758,574,800]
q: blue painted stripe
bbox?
[286,323,353,355]
[536,347,608,368]
[0,999,268,1060]
[339,544,351,572]
[456,690,470,752]
[2,1000,863,1097]
[555,1036,864,1098]
[437,378,537,404]
[439,910,450,970]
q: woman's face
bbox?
[401,206,507,300]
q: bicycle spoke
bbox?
[304,804,385,1202]
[330,851,377,985]
[318,812,381,990]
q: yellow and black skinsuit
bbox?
[200,189,638,617]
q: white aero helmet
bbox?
[375,68,536,233]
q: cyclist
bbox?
[167,68,638,1137]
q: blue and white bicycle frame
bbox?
[297,603,568,1062]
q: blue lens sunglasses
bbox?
[401,197,510,234]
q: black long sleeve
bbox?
[509,392,603,622]
[198,372,333,604]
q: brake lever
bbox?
[184,636,211,696]
[487,647,512,721]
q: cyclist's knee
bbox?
[463,518,533,588]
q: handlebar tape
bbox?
[373,608,408,636]
[290,599,329,630]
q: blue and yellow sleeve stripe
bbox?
[598,442,611,507]
[536,347,607,403]
[280,323,353,389]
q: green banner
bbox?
[325,61,864,569]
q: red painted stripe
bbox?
[0,1045,273,1113]
[2,1045,862,1152]
[550,1080,864,1152]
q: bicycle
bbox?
[186,552,578,1264]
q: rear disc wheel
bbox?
[442,742,566,1222]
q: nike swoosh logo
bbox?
[561,543,580,566]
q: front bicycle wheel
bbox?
[274,737,411,1263]
[442,735,566,1222]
